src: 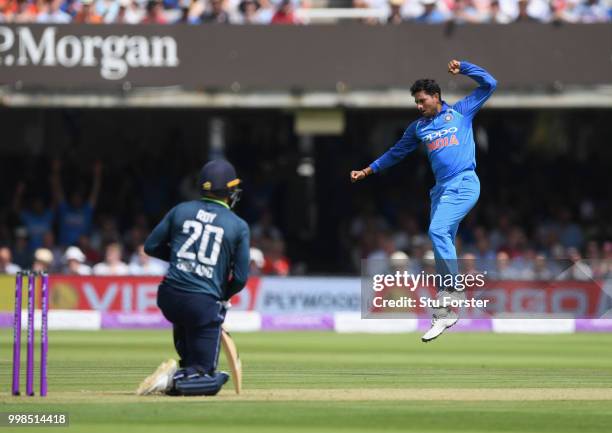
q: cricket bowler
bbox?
[351,60,497,342]
[137,159,250,396]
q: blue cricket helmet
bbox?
[198,159,242,208]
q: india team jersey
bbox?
[370,61,497,184]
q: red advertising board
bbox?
[34,276,609,317]
[370,280,609,318]
[48,276,261,313]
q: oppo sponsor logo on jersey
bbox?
[424,127,459,152]
[423,127,458,142]
[0,26,179,80]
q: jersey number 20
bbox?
[177,220,224,266]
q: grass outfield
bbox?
[1,330,611,432]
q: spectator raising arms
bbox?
[51,159,102,248]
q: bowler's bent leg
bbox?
[422,174,480,342]
[428,173,480,292]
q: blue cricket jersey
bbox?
[58,201,94,247]
[370,61,497,183]
[144,198,250,300]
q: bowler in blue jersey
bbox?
[351,59,497,342]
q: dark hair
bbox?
[410,79,441,99]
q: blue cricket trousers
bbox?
[157,283,226,374]
[428,170,480,284]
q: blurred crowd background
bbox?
[0,108,610,278]
[0,0,609,25]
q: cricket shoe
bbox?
[136,359,178,395]
[421,311,458,343]
[169,370,230,396]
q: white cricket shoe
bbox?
[136,359,178,396]
[421,311,458,343]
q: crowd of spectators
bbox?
[0,0,304,24]
[0,157,289,277]
[0,108,610,278]
[348,161,611,281]
[359,214,612,281]
[0,0,609,24]
[368,0,611,24]
[0,154,609,279]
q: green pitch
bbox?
[1,330,612,432]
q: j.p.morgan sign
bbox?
[0,24,609,91]
[0,25,179,81]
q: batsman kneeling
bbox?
[137,159,249,396]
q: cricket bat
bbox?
[221,327,242,394]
